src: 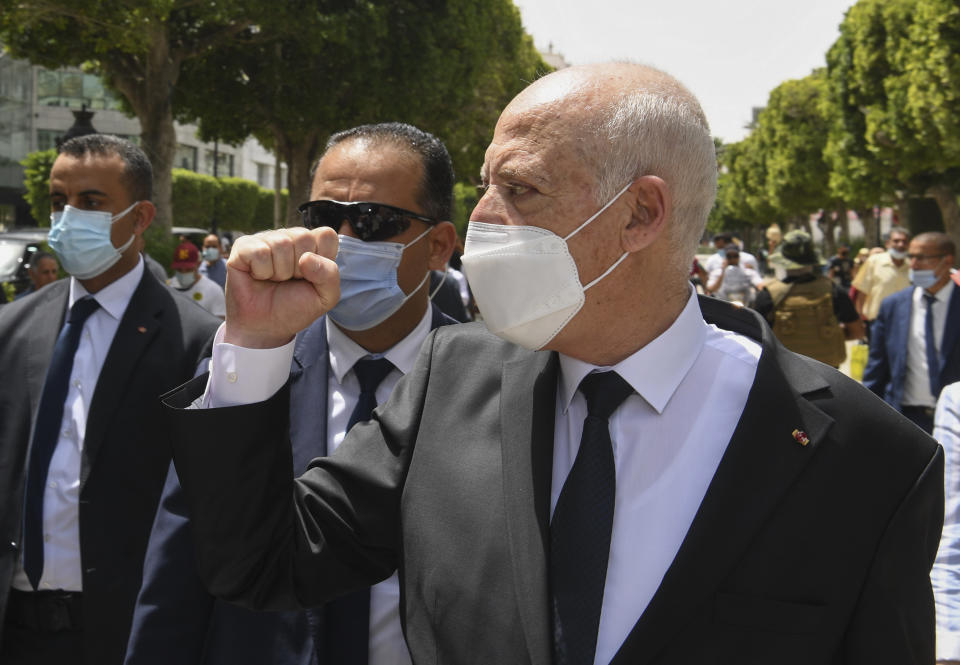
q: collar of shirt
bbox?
[69,255,144,321]
[914,278,955,305]
[557,287,706,415]
[326,303,434,382]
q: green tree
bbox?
[0,0,276,232]
[825,0,960,246]
[20,149,57,225]
[173,0,548,224]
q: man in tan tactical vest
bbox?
[753,230,865,367]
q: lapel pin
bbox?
[792,429,810,446]
[137,326,147,334]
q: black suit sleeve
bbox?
[166,332,435,611]
[842,445,943,663]
[862,299,891,398]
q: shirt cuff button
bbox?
[226,372,238,383]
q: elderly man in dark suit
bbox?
[166,63,942,664]
[125,123,459,665]
[0,135,219,665]
[864,231,960,433]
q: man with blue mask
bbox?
[0,134,219,665]
[864,231,960,433]
[166,64,941,663]
[125,122,459,665]
[198,234,227,290]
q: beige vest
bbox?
[766,276,846,367]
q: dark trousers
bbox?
[901,405,935,435]
[1,589,83,665]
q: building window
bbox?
[256,163,270,188]
[176,144,198,171]
[36,68,123,110]
[36,130,60,152]
[203,150,234,177]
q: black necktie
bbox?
[22,296,100,589]
[322,356,395,665]
[551,371,634,665]
[924,293,941,396]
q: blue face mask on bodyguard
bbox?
[48,202,140,280]
[910,268,939,290]
[328,227,432,331]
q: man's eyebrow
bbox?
[78,189,108,197]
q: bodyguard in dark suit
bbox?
[863,232,960,433]
[166,64,942,664]
[0,135,219,664]
[125,123,460,665]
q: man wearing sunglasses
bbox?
[166,64,940,664]
[125,123,458,665]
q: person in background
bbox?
[755,230,863,368]
[0,134,218,665]
[167,241,226,319]
[828,245,854,289]
[852,227,911,336]
[706,247,762,305]
[863,232,960,433]
[14,252,58,300]
[198,233,227,290]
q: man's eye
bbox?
[506,184,530,196]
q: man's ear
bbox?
[621,176,671,253]
[427,221,458,271]
[133,200,156,235]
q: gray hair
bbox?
[589,69,717,261]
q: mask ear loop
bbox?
[563,181,633,241]
[429,267,448,300]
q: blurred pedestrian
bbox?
[755,230,863,368]
[706,247,762,305]
[14,252,59,300]
[198,233,227,289]
[852,227,911,336]
[168,241,225,319]
[863,232,960,433]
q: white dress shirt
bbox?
[934,380,960,660]
[205,307,435,665]
[904,281,954,408]
[554,289,760,665]
[13,259,144,592]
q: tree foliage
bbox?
[20,149,57,225]
[0,0,282,232]
[173,0,548,223]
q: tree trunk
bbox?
[273,139,282,229]
[280,131,322,227]
[927,182,960,265]
[106,27,180,233]
[857,207,879,248]
[816,212,838,258]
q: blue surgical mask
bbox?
[910,268,939,290]
[202,247,220,262]
[48,202,140,279]
[328,226,432,331]
[174,270,197,289]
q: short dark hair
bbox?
[316,122,454,221]
[888,226,910,240]
[913,231,956,257]
[58,134,153,202]
[713,232,732,244]
[29,251,56,271]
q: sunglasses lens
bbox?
[299,201,417,240]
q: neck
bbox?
[926,278,950,296]
[552,275,690,366]
[78,252,138,294]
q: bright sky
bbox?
[514,0,856,144]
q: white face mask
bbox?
[889,247,908,260]
[174,270,197,289]
[460,182,632,350]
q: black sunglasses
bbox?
[298,199,436,242]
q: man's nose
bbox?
[469,188,507,225]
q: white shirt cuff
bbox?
[938,631,960,660]
[203,323,296,408]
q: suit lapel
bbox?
[611,299,835,665]
[500,350,557,665]
[26,281,70,418]
[290,318,330,468]
[81,272,163,486]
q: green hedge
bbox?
[255,188,289,230]
[171,168,219,229]
[451,182,481,238]
[21,149,57,225]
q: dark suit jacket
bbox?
[863,284,960,410]
[165,296,943,665]
[0,270,219,665]
[126,305,456,665]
